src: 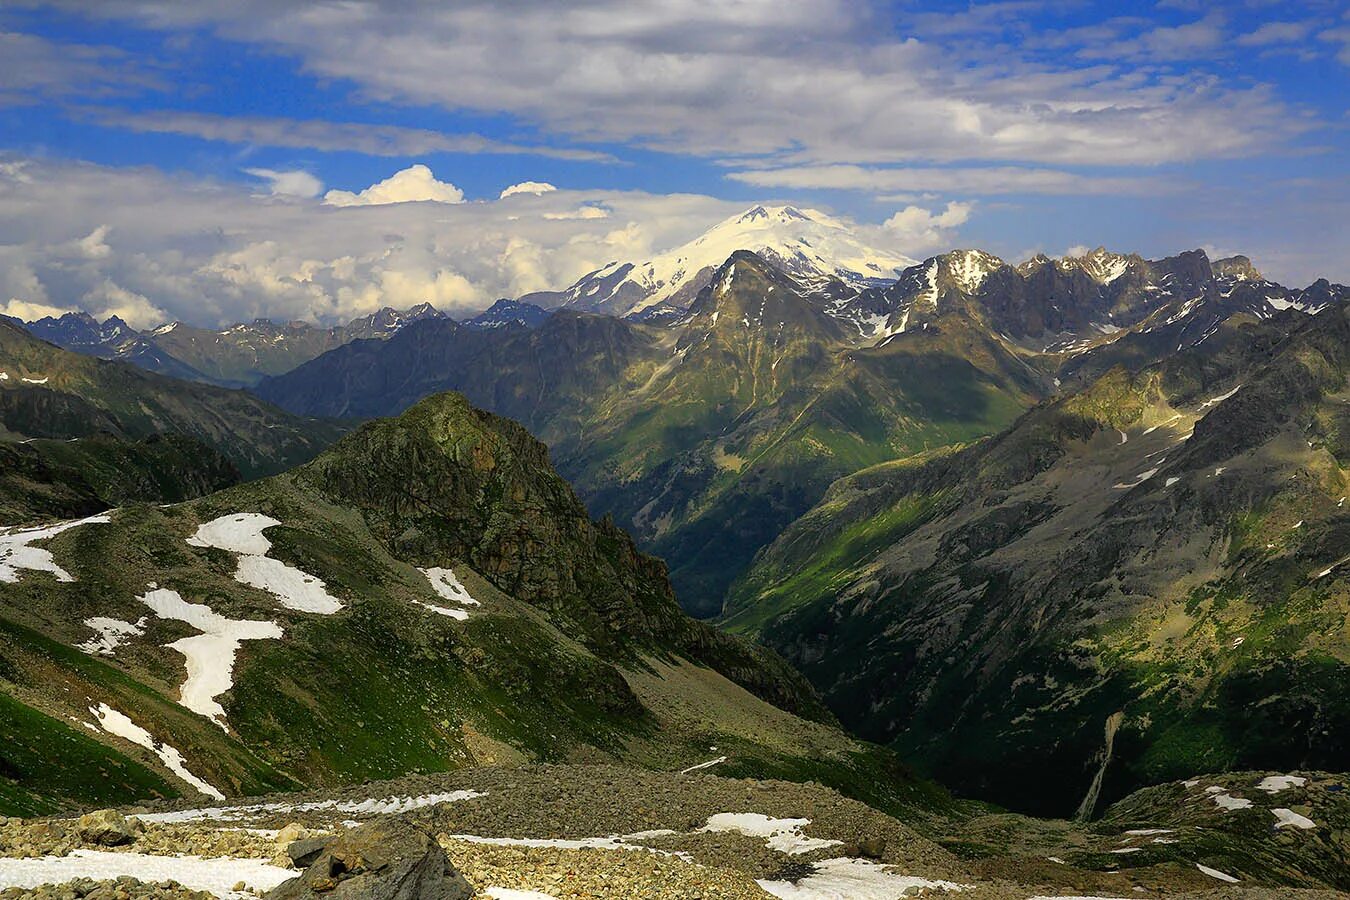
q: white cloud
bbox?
[726,165,1164,197]
[0,298,73,322]
[0,156,742,326]
[883,202,972,252]
[323,165,465,207]
[244,168,323,198]
[36,0,1306,167]
[500,181,558,199]
[88,109,614,161]
[1236,20,1317,47]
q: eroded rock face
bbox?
[266,822,471,900]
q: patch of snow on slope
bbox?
[0,514,110,582]
[416,567,481,620]
[187,513,275,555]
[188,514,342,614]
[1256,774,1306,793]
[757,857,968,899]
[445,831,678,855]
[1211,792,1253,811]
[679,756,727,774]
[0,850,292,898]
[1272,808,1316,829]
[700,813,842,856]
[79,616,146,655]
[139,588,283,730]
[90,703,223,799]
[139,790,486,823]
[1199,384,1242,409]
[1197,863,1240,883]
[1113,467,1160,490]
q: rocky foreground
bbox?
[0,765,1346,899]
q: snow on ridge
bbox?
[138,587,283,730]
[0,513,111,583]
[90,703,223,799]
[188,513,342,614]
[561,205,913,318]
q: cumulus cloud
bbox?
[0,156,742,326]
[500,181,558,199]
[323,165,465,207]
[883,202,973,252]
[31,0,1307,167]
[244,168,323,198]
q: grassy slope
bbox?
[0,390,944,819]
[0,320,341,478]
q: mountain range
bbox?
[6,204,1349,830]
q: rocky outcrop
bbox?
[266,823,470,900]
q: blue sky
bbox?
[0,0,1346,327]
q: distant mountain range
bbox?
[256,219,1348,619]
[4,202,1350,826]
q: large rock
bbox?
[265,822,471,900]
[75,809,139,846]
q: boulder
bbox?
[266,822,471,900]
[75,810,139,846]
[287,835,336,868]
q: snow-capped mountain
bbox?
[522,205,914,319]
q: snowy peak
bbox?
[539,205,915,319]
[1059,247,1136,285]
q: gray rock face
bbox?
[266,822,471,900]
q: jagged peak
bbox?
[1213,255,1262,282]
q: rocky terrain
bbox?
[730,296,1350,816]
[0,765,1344,899]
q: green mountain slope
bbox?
[0,434,239,525]
[729,302,1350,817]
[0,320,341,478]
[0,390,941,818]
[259,253,1041,615]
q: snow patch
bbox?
[139,790,486,824]
[0,514,110,582]
[0,850,293,898]
[1272,808,1315,830]
[757,858,968,899]
[79,616,146,656]
[700,813,842,856]
[1211,792,1253,811]
[1199,384,1242,409]
[679,756,727,775]
[1256,775,1306,793]
[1197,863,1240,883]
[90,703,223,799]
[188,514,342,614]
[138,588,283,730]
